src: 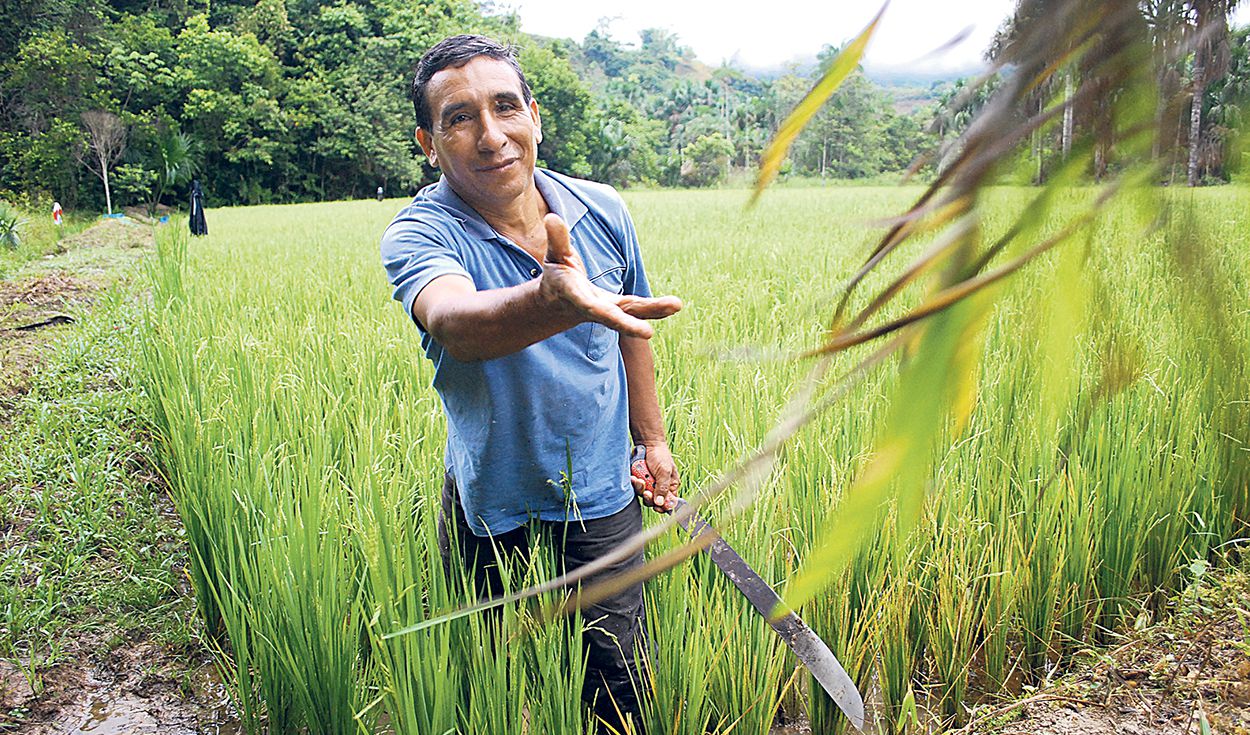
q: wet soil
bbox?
[1,637,236,734]
[765,571,1250,735]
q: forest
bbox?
[0,0,1247,210]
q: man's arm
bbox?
[621,334,680,512]
[414,214,681,362]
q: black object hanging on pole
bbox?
[189,179,208,236]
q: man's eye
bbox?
[449,114,471,125]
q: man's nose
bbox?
[477,113,507,152]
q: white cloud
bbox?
[507,1,1250,75]
[507,0,1018,72]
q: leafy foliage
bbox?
[0,201,25,248]
[0,0,508,207]
[0,0,943,209]
[1,0,1246,210]
[681,132,734,186]
[754,11,884,197]
[520,40,597,177]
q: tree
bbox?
[681,132,733,186]
[582,23,628,77]
[174,14,287,203]
[1,29,100,135]
[103,14,179,116]
[520,41,597,177]
[111,163,158,208]
[0,119,85,206]
[148,127,200,213]
[1204,25,1250,179]
[1185,0,1237,185]
[78,110,127,214]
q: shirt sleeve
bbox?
[380,214,473,329]
[615,196,652,299]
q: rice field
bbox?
[138,186,1250,734]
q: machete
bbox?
[631,445,866,732]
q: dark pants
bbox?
[437,474,650,734]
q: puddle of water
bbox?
[69,694,194,735]
[49,680,239,735]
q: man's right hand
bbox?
[414,213,681,361]
[540,213,682,338]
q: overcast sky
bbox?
[504,0,1250,76]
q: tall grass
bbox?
[138,186,1248,733]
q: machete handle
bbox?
[630,444,654,496]
[631,445,689,516]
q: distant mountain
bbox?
[864,64,984,88]
[693,55,971,115]
[864,65,978,114]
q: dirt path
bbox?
[0,218,152,408]
[0,218,238,734]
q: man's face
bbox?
[416,56,543,212]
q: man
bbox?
[379,34,682,732]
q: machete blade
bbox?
[630,444,865,731]
[775,612,867,731]
[678,499,866,732]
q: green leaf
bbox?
[785,217,993,611]
[750,4,887,205]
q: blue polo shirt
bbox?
[380,169,651,536]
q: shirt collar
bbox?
[534,169,588,229]
[423,168,588,242]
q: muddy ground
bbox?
[0,638,234,734]
[1,218,237,734]
[953,565,1250,735]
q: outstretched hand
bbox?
[541,214,682,337]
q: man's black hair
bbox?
[411,34,533,132]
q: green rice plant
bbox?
[922,523,994,728]
[976,551,1017,695]
[134,146,1248,734]
[1053,461,1098,659]
[641,566,735,735]
[874,575,924,735]
[697,560,789,733]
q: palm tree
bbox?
[150,128,201,215]
[1185,0,1238,185]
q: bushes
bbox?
[0,201,26,248]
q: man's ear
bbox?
[416,127,438,168]
[529,98,543,146]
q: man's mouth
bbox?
[478,158,519,172]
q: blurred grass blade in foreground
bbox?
[785,0,1162,608]
[750,4,887,204]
